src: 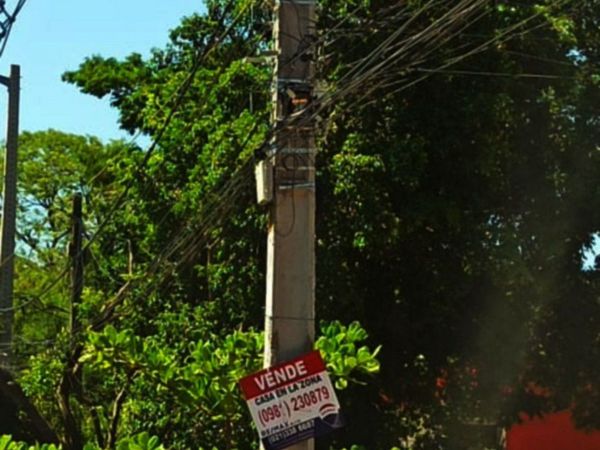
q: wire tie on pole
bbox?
[265,314,316,322]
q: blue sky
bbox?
[0,0,204,142]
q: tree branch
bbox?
[56,358,84,450]
[0,367,59,444]
[106,371,135,449]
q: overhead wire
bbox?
[154,0,576,288]
[370,5,570,101]
[64,0,577,301]
[300,0,574,126]
[0,0,255,314]
[6,0,291,330]
[2,1,375,308]
[7,0,580,347]
[15,0,368,319]
[279,0,491,132]
[112,0,485,318]
[126,1,434,308]
[324,0,490,105]
[389,0,570,93]
[142,1,580,322]
[0,0,27,59]
[412,67,576,80]
[32,1,347,329]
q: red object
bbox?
[435,377,447,390]
[239,350,326,400]
[507,411,600,450]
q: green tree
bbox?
[7,0,600,449]
[317,0,600,447]
[8,131,139,352]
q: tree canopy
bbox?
[2,0,600,449]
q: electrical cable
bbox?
[300,0,573,129]
[83,2,576,302]
[6,0,579,350]
[0,0,333,351]
[24,2,366,312]
[142,0,577,292]
[413,67,576,79]
[0,0,27,60]
[0,0,254,306]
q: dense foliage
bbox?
[1,0,600,449]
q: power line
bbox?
[309,0,573,122]
[6,0,580,350]
[141,2,576,296]
[413,67,576,79]
[0,0,27,59]
[0,0,253,300]
[2,0,392,295]
[8,0,351,305]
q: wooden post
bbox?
[261,1,316,449]
[69,193,83,337]
[55,193,86,450]
[0,64,20,369]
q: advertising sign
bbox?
[240,351,343,450]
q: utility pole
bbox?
[69,193,83,338]
[56,194,85,450]
[258,1,316,449]
[0,64,20,369]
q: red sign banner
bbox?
[240,351,343,450]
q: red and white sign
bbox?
[240,351,342,449]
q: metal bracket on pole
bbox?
[278,183,315,191]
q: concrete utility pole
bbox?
[0,64,20,369]
[258,0,316,448]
